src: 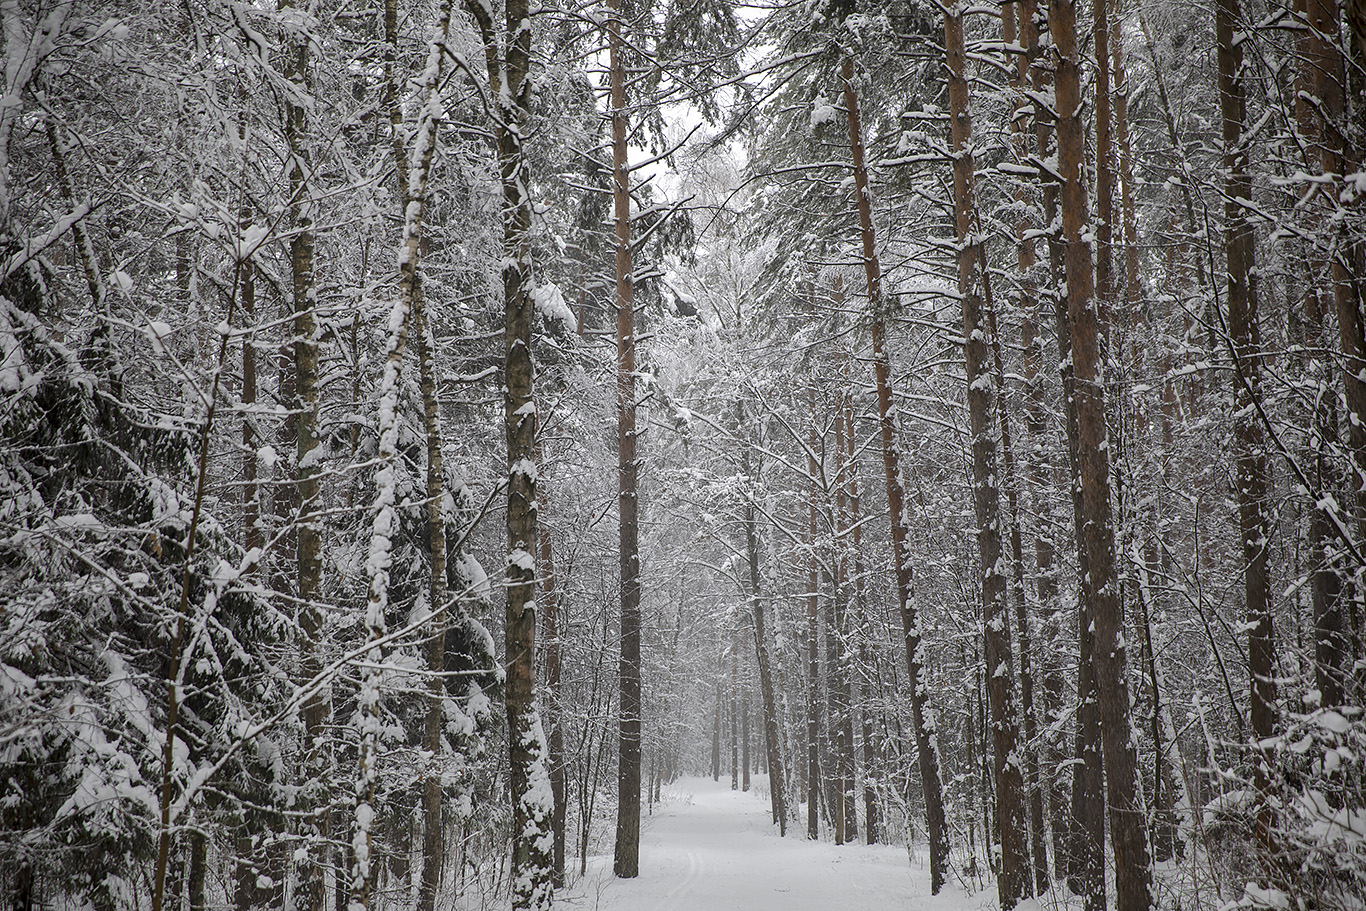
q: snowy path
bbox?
[558,776,973,911]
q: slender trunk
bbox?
[1023,0,1072,878]
[742,679,752,791]
[741,417,788,834]
[607,0,642,877]
[275,10,329,908]
[1216,0,1278,864]
[1003,0,1050,892]
[539,504,568,886]
[840,372,881,844]
[1054,8,1104,907]
[1300,0,1361,705]
[840,49,949,893]
[712,673,722,781]
[945,6,1029,904]
[240,216,260,572]
[356,10,456,907]
[466,0,554,900]
[1133,546,1179,861]
[1094,0,1115,320]
[1055,4,1154,910]
[1112,11,1141,313]
[806,370,822,841]
[829,359,857,846]
[411,40,455,911]
[731,622,740,791]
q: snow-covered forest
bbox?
[3,0,1365,909]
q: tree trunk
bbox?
[806,371,822,841]
[1053,9,1103,908]
[840,49,950,893]
[945,6,1029,904]
[277,8,329,908]
[1216,0,1278,865]
[741,413,788,834]
[187,830,205,911]
[465,0,555,900]
[1022,0,1072,879]
[1054,4,1154,910]
[1299,0,1359,708]
[732,621,741,791]
[539,505,568,887]
[607,0,642,877]
[712,673,722,781]
[1002,1,1051,893]
[839,372,881,845]
[828,360,857,847]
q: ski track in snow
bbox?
[557,776,978,911]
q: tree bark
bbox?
[1021,0,1072,880]
[1216,0,1278,864]
[839,367,881,845]
[1054,3,1154,910]
[278,9,328,908]
[1299,0,1360,706]
[539,504,568,887]
[465,0,555,899]
[607,0,642,876]
[945,6,1030,905]
[828,353,857,846]
[741,421,788,834]
[1001,1,1051,892]
[805,367,822,841]
[839,49,949,892]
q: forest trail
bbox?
[559,776,971,911]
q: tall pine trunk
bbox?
[839,49,949,892]
[945,6,1029,905]
[608,0,643,875]
[538,498,568,886]
[1216,0,1279,864]
[1054,3,1154,909]
[740,418,788,834]
[805,366,822,841]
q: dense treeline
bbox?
[2,0,1364,910]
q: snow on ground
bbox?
[557,775,983,911]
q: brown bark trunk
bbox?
[539,507,568,886]
[805,363,822,841]
[1300,0,1363,704]
[840,373,881,845]
[1003,0,1051,892]
[1021,0,1072,880]
[732,621,741,791]
[712,672,722,781]
[945,6,1030,905]
[840,49,949,893]
[741,422,788,834]
[1216,0,1278,865]
[828,359,857,846]
[1052,12,1103,909]
[187,831,205,911]
[742,678,752,792]
[1055,4,1154,910]
[608,0,642,876]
